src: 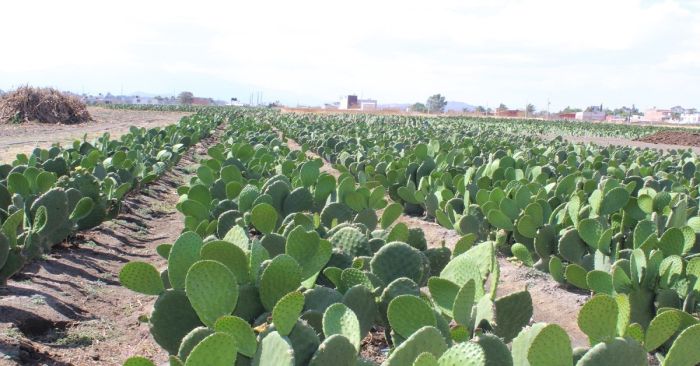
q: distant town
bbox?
[2,88,696,125]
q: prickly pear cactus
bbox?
[370,242,424,285]
[259,254,302,311]
[511,323,572,366]
[119,261,165,296]
[322,303,361,351]
[384,326,447,366]
[308,334,357,366]
[387,295,437,339]
[150,289,204,355]
[185,260,239,327]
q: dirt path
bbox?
[277,130,589,347]
[0,107,192,162]
[0,131,217,365]
[544,134,700,154]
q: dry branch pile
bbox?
[0,86,91,124]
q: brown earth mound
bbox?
[636,130,700,148]
[0,86,91,124]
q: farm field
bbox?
[0,107,192,162]
[1,106,700,366]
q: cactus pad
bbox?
[370,242,424,285]
[308,334,357,366]
[272,291,305,336]
[185,260,239,327]
[387,295,437,339]
[322,303,361,351]
[214,315,257,357]
[577,294,618,344]
[120,261,165,296]
[260,254,302,311]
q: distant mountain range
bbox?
[379,101,475,112]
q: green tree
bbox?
[410,102,427,112]
[497,103,508,111]
[178,91,194,105]
[475,106,486,114]
[426,94,447,114]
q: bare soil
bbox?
[0,134,214,365]
[279,132,590,351]
[0,107,191,162]
[635,130,700,149]
[550,134,700,154]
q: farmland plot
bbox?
[115,109,700,366]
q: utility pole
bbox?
[547,99,551,120]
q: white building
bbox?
[359,99,377,111]
[575,110,606,121]
[679,113,700,124]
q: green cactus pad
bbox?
[511,243,534,267]
[585,270,613,296]
[440,252,485,296]
[119,262,165,296]
[321,202,354,228]
[384,326,447,366]
[323,303,361,351]
[303,286,343,313]
[178,327,214,361]
[260,254,302,311]
[370,242,424,285]
[387,295,437,339]
[168,232,204,290]
[476,333,513,366]
[381,203,403,229]
[222,225,250,251]
[437,341,486,366]
[494,290,533,343]
[565,264,589,290]
[286,226,332,287]
[185,260,239,327]
[342,285,377,338]
[413,352,439,366]
[599,188,629,216]
[123,357,156,366]
[428,277,460,318]
[214,315,257,357]
[251,203,278,235]
[200,240,249,284]
[452,279,476,328]
[487,209,514,231]
[252,331,295,366]
[663,323,700,366]
[577,294,618,344]
[272,291,305,337]
[308,334,357,366]
[574,337,646,366]
[150,289,203,355]
[558,229,586,264]
[511,323,572,366]
[330,226,372,257]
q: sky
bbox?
[1,0,699,111]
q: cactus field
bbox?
[2,107,700,365]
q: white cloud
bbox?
[1,0,698,109]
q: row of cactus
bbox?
[0,111,226,284]
[122,109,699,365]
[272,110,700,324]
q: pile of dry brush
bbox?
[0,86,91,124]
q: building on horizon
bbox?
[575,106,606,121]
[643,107,672,123]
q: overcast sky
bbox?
[2,0,698,110]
